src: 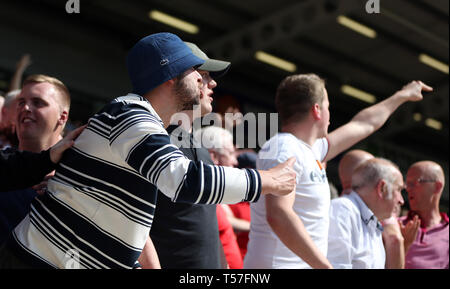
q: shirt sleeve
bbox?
[0,148,55,192]
[327,199,354,269]
[257,135,304,180]
[313,137,329,162]
[109,108,261,204]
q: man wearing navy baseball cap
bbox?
[0,33,297,269]
[149,41,232,269]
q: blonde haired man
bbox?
[16,74,70,152]
[0,74,71,244]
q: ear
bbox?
[312,103,321,120]
[209,150,220,166]
[58,110,69,126]
[375,179,386,199]
[166,78,176,86]
[434,180,444,194]
[160,79,176,92]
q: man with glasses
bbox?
[401,161,449,269]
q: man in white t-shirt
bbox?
[244,74,432,269]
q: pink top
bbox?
[400,212,449,269]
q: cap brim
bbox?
[198,59,231,78]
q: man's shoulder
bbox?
[258,133,303,160]
[92,94,163,126]
[331,195,360,217]
[115,94,152,111]
[331,196,355,209]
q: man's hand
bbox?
[395,80,433,102]
[16,54,32,70]
[49,125,86,164]
[32,173,54,195]
[399,215,421,253]
[259,157,297,196]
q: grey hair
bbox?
[193,125,233,153]
[4,89,21,107]
[351,158,399,194]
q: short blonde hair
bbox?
[23,74,71,111]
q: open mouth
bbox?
[21,116,35,124]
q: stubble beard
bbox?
[174,78,200,112]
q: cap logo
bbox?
[160,58,169,66]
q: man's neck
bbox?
[144,90,180,129]
[356,190,383,220]
[155,106,177,129]
[415,207,443,229]
[281,121,317,146]
[19,135,62,153]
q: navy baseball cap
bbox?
[126,32,205,96]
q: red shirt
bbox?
[229,202,251,258]
[217,205,243,269]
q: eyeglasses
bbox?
[406,179,436,188]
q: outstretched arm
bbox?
[0,125,85,191]
[115,109,296,205]
[9,54,32,92]
[325,81,432,162]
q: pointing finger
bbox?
[418,81,433,92]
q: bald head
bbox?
[408,161,445,185]
[339,150,374,192]
[407,161,445,201]
[405,161,446,219]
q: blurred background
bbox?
[0,0,448,212]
